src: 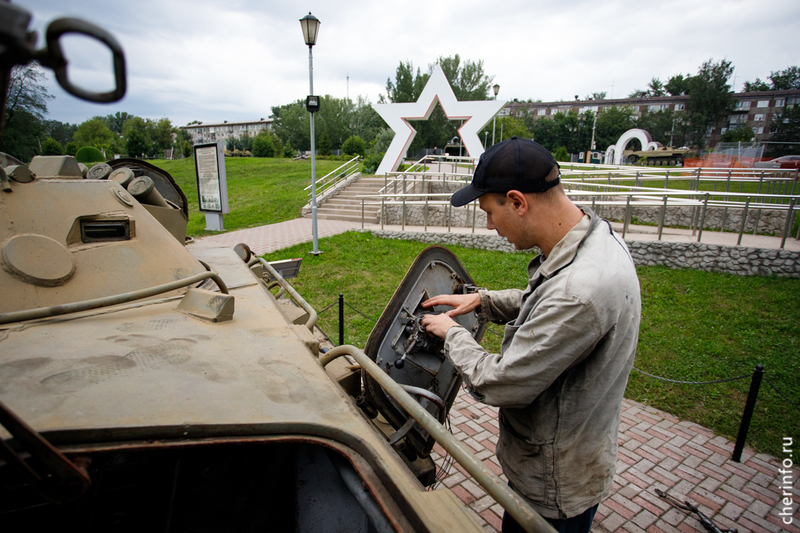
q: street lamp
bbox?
[300,12,321,255]
[492,83,500,145]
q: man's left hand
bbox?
[421,313,459,339]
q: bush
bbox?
[553,146,569,162]
[342,135,367,157]
[40,137,63,156]
[361,152,384,175]
[252,132,275,157]
[371,128,394,154]
[182,140,192,158]
[282,145,296,158]
[64,142,78,156]
[75,146,105,163]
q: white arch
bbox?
[610,129,662,165]
[605,145,616,165]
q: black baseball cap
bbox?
[450,136,560,207]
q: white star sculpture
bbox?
[373,65,506,175]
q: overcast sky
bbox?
[22,0,800,127]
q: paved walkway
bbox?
[189,218,799,532]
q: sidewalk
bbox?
[189,216,800,255]
[189,219,799,532]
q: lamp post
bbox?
[300,12,321,255]
[492,83,500,145]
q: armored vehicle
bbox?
[624,146,695,166]
[0,3,554,532]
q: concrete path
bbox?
[189,219,799,532]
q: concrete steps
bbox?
[313,177,385,223]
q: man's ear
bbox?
[506,190,529,216]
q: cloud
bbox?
[17,0,800,126]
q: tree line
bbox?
[2,58,798,165]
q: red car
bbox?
[755,155,800,170]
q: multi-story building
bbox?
[503,90,799,149]
[179,119,273,145]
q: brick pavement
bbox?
[189,218,362,255]
[434,391,800,533]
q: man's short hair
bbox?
[451,137,560,207]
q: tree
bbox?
[435,55,493,101]
[152,118,175,154]
[385,61,428,103]
[103,112,133,134]
[73,117,117,153]
[252,131,275,157]
[594,106,637,151]
[318,129,332,156]
[768,66,800,90]
[636,109,688,147]
[371,128,394,154]
[665,74,691,96]
[769,104,800,156]
[351,96,386,145]
[44,120,78,147]
[647,78,666,97]
[720,125,755,143]
[123,116,151,157]
[743,66,800,92]
[40,137,63,155]
[341,135,367,157]
[1,64,53,161]
[686,58,734,147]
[271,101,309,152]
[585,91,607,100]
[743,78,770,92]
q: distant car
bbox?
[754,155,800,171]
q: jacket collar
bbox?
[527,206,602,281]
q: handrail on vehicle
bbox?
[249,257,318,332]
[0,271,228,325]
[320,345,558,533]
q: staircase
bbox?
[312,177,385,223]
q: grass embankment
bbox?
[263,231,799,458]
[151,157,344,237]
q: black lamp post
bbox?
[300,12,321,255]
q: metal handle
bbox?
[250,258,318,331]
[38,17,126,103]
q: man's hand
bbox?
[420,292,480,339]
[421,293,480,318]
[420,312,459,339]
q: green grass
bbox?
[151,158,345,237]
[263,232,800,458]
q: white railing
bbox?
[354,166,800,249]
[304,155,361,204]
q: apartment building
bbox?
[179,119,273,145]
[503,89,799,148]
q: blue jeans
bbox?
[502,503,598,533]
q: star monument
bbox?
[373,65,506,175]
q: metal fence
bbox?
[356,164,800,248]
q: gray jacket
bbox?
[443,208,641,519]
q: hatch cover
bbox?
[363,246,486,460]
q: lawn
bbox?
[151,157,345,237]
[263,231,800,458]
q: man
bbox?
[421,137,641,533]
